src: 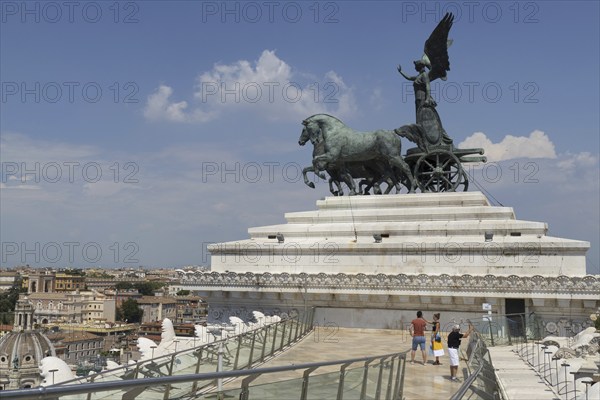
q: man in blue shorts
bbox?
[409,311,428,364]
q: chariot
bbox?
[404,145,486,192]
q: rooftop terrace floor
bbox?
[217,328,459,399]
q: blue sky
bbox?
[1,1,598,272]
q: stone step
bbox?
[285,206,515,224]
[316,191,490,210]
[213,235,588,252]
[248,220,547,239]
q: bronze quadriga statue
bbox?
[299,13,486,195]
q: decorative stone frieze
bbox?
[177,272,600,298]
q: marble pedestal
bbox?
[175,192,598,334]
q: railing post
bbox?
[384,357,396,400]
[570,372,580,399]
[294,314,301,342]
[544,351,553,386]
[287,318,295,345]
[560,362,569,399]
[233,335,242,370]
[279,320,287,351]
[217,341,225,397]
[191,348,203,394]
[336,362,352,400]
[248,330,257,368]
[582,379,594,400]
[525,339,531,364]
[540,345,548,376]
[374,357,386,400]
[300,366,319,400]
[304,308,312,335]
[304,310,310,335]
[86,375,95,400]
[360,359,374,400]
[260,325,269,362]
[239,373,261,400]
[270,323,279,355]
[392,355,405,400]
[163,354,177,400]
[553,358,559,389]
[133,361,140,380]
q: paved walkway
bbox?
[488,346,560,400]
[217,328,461,399]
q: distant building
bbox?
[54,273,85,292]
[28,291,116,324]
[23,272,55,293]
[174,295,207,323]
[107,289,142,308]
[81,293,116,324]
[22,272,86,293]
[85,277,145,291]
[136,296,177,323]
[27,292,70,324]
[0,324,13,338]
[46,331,104,366]
[0,272,19,291]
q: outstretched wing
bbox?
[424,12,454,82]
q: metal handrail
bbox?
[0,350,408,400]
[450,326,500,400]
[54,310,313,387]
[449,363,485,400]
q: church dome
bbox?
[0,297,56,390]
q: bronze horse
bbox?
[299,114,416,195]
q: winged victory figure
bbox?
[397,12,455,150]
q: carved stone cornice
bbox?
[177,272,600,296]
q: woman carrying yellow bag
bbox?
[431,313,444,365]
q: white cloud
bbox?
[458,130,598,187]
[0,132,97,162]
[458,130,557,162]
[557,152,598,171]
[143,50,357,123]
[144,85,215,123]
[0,183,40,190]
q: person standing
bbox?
[447,323,473,381]
[409,311,428,365]
[431,313,444,365]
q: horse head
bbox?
[298,125,312,146]
[298,120,321,146]
[299,114,345,146]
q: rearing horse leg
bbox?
[302,166,316,189]
[302,166,327,189]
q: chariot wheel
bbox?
[414,149,468,192]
